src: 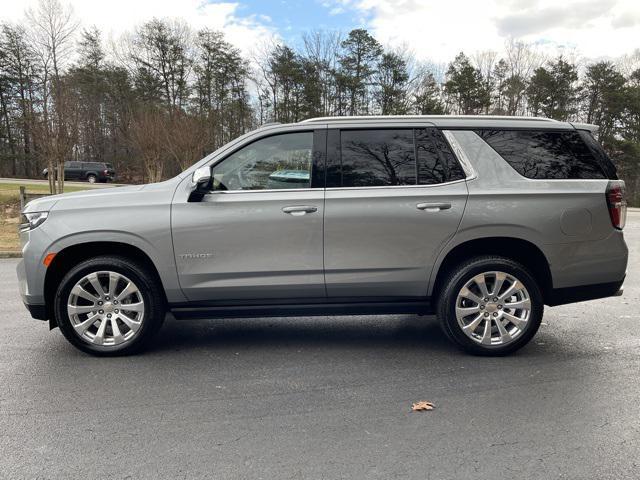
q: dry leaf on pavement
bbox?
[411,401,435,412]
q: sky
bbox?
[1,0,639,63]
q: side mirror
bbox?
[191,166,212,193]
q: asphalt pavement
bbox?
[1,213,639,479]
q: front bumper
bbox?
[17,258,48,320]
[24,303,48,320]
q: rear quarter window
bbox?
[476,129,610,180]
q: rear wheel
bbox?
[437,256,543,356]
[54,256,165,356]
[87,174,97,183]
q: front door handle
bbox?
[416,202,451,212]
[282,205,318,216]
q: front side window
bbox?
[476,129,608,180]
[211,132,313,191]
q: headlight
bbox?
[20,211,49,231]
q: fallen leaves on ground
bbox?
[411,401,435,412]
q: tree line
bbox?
[0,0,639,204]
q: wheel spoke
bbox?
[462,313,484,332]
[459,287,483,305]
[93,318,108,345]
[495,318,512,343]
[480,319,493,345]
[118,312,141,333]
[473,273,490,298]
[73,313,100,334]
[68,304,98,315]
[502,311,528,328]
[492,272,506,296]
[71,285,100,303]
[110,318,124,344]
[116,281,137,301]
[498,280,524,301]
[87,273,105,299]
[120,301,144,313]
[456,305,481,317]
[504,299,531,311]
[108,272,119,298]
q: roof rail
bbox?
[300,115,559,123]
[258,121,282,128]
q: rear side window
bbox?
[341,129,415,187]
[476,130,608,179]
[576,130,617,179]
[338,128,466,188]
[416,129,466,185]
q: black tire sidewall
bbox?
[438,256,543,356]
[54,256,164,356]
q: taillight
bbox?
[606,180,626,230]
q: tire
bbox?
[436,255,543,356]
[87,174,97,183]
[54,255,165,356]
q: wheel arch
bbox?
[44,241,167,325]
[430,236,553,304]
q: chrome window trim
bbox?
[204,187,318,195]
[325,178,467,192]
[442,130,477,181]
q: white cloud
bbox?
[0,0,277,57]
[334,0,640,62]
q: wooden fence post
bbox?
[19,186,25,212]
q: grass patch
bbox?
[0,182,86,204]
[0,181,90,252]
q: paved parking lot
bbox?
[1,213,638,479]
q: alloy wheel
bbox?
[454,271,531,346]
[67,271,145,346]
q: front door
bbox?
[323,127,468,298]
[172,129,327,302]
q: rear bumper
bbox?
[546,277,625,306]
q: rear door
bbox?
[324,127,468,298]
[171,128,327,302]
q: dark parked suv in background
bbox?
[43,161,116,183]
[19,115,627,356]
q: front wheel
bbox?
[54,256,165,356]
[437,256,543,356]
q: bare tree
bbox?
[129,108,166,183]
[502,39,545,115]
[27,0,78,193]
[162,111,208,172]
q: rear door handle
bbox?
[416,202,451,212]
[282,205,318,216]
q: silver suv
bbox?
[17,116,628,356]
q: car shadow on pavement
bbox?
[140,313,562,359]
[147,314,455,354]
